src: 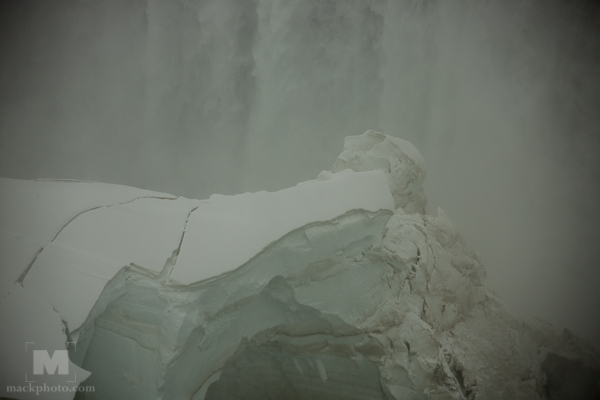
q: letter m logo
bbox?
[33,350,69,375]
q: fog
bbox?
[1,0,599,347]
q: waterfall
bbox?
[0,0,598,345]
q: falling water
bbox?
[0,0,599,345]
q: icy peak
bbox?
[331,130,428,213]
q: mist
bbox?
[1,0,599,347]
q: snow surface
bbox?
[0,178,176,299]
[172,169,394,284]
[0,178,176,246]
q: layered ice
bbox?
[0,158,394,399]
[1,131,598,400]
[2,169,392,336]
[172,169,394,284]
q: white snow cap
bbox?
[1,168,394,334]
[331,130,427,213]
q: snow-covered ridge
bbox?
[2,168,394,332]
[0,150,397,400]
[1,131,598,400]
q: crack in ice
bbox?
[159,205,200,283]
[16,195,179,284]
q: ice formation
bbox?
[1,131,599,400]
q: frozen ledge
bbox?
[171,169,395,285]
[2,168,394,333]
[0,153,395,399]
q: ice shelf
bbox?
[1,132,598,400]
